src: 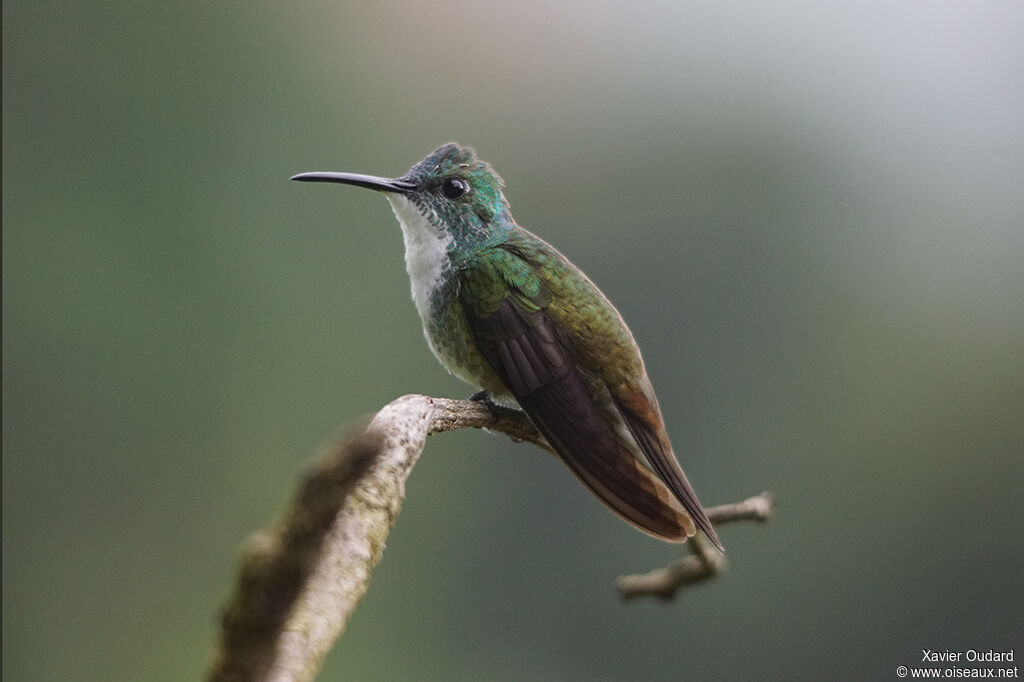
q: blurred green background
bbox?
[4,2,1022,680]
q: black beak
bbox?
[290,172,415,194]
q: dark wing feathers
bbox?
[619,408,723,550]
[466,292,696,542]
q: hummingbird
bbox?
[292,143,722,549]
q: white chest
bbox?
[386,194,453,323]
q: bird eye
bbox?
[441,177,469,200]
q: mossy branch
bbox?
[206,394,774,682]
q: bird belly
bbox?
[385,193,510,400]
[422,298,511,400]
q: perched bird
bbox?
[292,143,722,549]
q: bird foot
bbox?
[469,390,502,417]
[469,390,527,442]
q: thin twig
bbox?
[615,492,776,600]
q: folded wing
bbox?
[462,255,701,542]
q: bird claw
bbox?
[469,390,503,418]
